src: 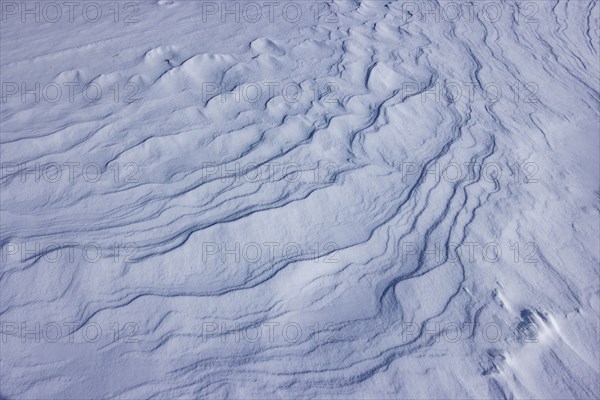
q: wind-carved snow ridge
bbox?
[0,0,599,398]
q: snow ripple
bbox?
[1,1,599,398]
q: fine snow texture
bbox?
[1,0,599,399]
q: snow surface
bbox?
[1,0,599,398]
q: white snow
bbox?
[1,0,599,398]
